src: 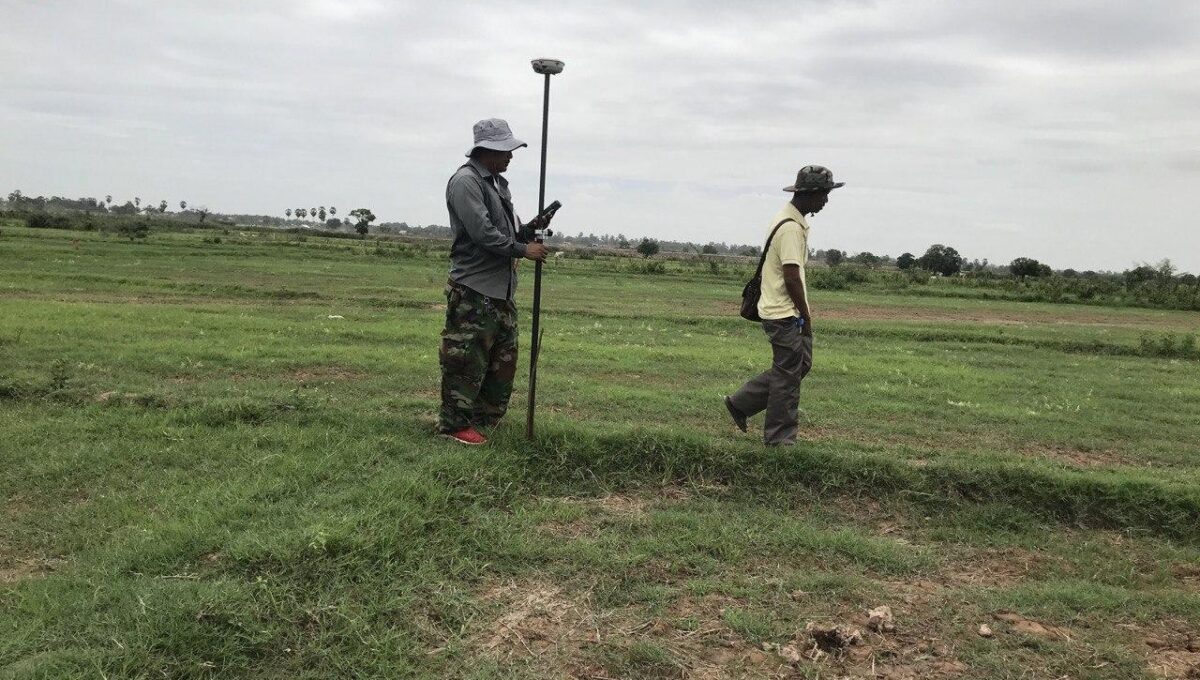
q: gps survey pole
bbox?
[526,58,564,440]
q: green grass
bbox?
[2,226,1199,679]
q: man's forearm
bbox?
[785,278,809,318]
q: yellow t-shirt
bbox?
[756,204,809,320]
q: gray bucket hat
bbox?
[784,165,845,192]
[465,118,527,156]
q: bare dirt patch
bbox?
[992,611,1073,641]
[821,303,1034,326]
[818,301,1197,330]
[1174,564,1200,591]
[1137,622,1200,678]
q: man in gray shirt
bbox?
[439,118,549,445]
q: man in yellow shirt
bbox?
[725,165,844,445]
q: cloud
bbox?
[1,0,1198,271]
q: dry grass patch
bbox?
[941,547,1070,588]
[1020,443,1134,469]
[0,555,63,584]
[470,581,780,679]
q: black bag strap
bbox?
[753,218,797,278]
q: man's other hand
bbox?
[524,243,548,262]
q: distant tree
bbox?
[105,194,112,206]
[329,206,336,217]
[326,218,341,229]
[1123,265,1157,287]
[825,249,845,266]
[134,197,141,209]
[618,235,631,249]
[896,252,917,270]
[349,208,376,235]
[1061,269,1079,278]
[318,207,327,221]
[636,238,660,258]
[297,208,307,220]
[195,206,210,224]
[110,201,138,215]
[158,200,168,213]
[310,206,317,218]
[1009,257,1052,278]
[851,251,881,267]
[917,244,964,276]
[180,200,187,211]
[7,189,23,204]
[285,208,292,219]
[701,243,719,254]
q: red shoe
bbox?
[442,427,488,446]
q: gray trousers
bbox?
[729,318,813,445]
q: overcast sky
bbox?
[3,0,1199,271]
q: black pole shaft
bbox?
[526,73,551,440]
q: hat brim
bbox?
[783,182,845,192]
[465,138,528,156]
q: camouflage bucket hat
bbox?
[783,165,845,193]
[465,118,528,156]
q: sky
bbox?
[2,0,1199,272]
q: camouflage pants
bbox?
[438,280,519,433]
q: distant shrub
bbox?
[810,268,848,290]
[1138,332,1199,360]
[629,260,667,275]
[840,265,870,284]
[906,270,931,285]
[26,213,71,229]
[117,221,149,241]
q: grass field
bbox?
[2,224,1199,679]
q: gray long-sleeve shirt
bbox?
[445,159,530,300]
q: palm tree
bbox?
[310,207,316,218]
[285,208,292,219]
[159,200,168,213]
[329,206,336,217]
[105,195,112,206]
[180,200,187,211]
[318,207,326,221]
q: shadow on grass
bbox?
[472,422,1200,542]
